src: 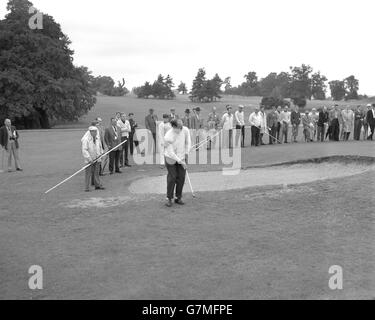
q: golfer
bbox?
[164,119,191,207]
[81,126,105,192]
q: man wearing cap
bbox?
[158,114,172,168]
[235,105,246,148]
[366,104,375,140]
[81,126,105,192]
[145,108,158,153]
[164,119,191,207]
[302,111,314,142]
[249,107,262,147]
[341,106,354,141]
[0,119,22,172]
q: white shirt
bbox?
[279,111,291,124]
[222,113,234,130]
[117,119,131,138]
[235,111,245,126]
[164,127,192,163]
[249,112,263,127]
[158,122,172,145]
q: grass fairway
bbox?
[0,123,374,299]
[54,94,375,130]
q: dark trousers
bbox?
[236,125,245,147]
[317,125,325,142]
[331,119,340,141]
[119,137,129,166]
[85,162,101,190]
[109,150,120,173]
[368,123,375,140]
[166,161,186,200]
[251,126,260,146]
[276,122,281,141]
[269,125,277,144]
[353,120,362,140]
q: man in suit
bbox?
[117,113,131,167]
[367,104,375,140]
[145,108,158,153]
[267,106,279,145]
[104,118,122,174]
[329,105,341,141]
[191,107,203,148]
[317,106,329,142]
[128,113,139,155]
[170,108,179,121]
[291,106,301,143]
[0,119,22,172]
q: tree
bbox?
[223,77,231,92]
[344,75,359,100]
[177,81,188,94]
[0,0,96,128]
[190,68,207,102]
[244,71,258,88]
[329,80,346,101]
[289,64,313,100]
[135,74,175,100]
[311,72,327,100]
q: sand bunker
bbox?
[129,158,375,195]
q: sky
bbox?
[1,0,374,95]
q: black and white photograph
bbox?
[0,0,374,306]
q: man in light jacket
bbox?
[81,126,105,192]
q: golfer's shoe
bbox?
[95,186,105,191]
[16,168,23,171]
[174,198,185,205]
[166,199,173,207]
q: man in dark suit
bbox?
[267,106,279,144]
[104,118,122,174]
[317,106,329,142]
[0,119,22,172]
[145,109,158,153]
[367,104,375,140]
[128,113,138,156]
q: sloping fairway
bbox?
[0,126,374,300]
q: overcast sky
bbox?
[1,0,374,95]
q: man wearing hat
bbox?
[81,126,105,192]
[235,105,246,148]
[366,104,375,140]
[182,109,192,129]
[222,105,234,148]
[309,108,319,141]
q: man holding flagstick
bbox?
[164,119,191,208]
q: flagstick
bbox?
[44,139,127,194]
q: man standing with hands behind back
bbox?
[0,119,22,172]
[105,118,122,175]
